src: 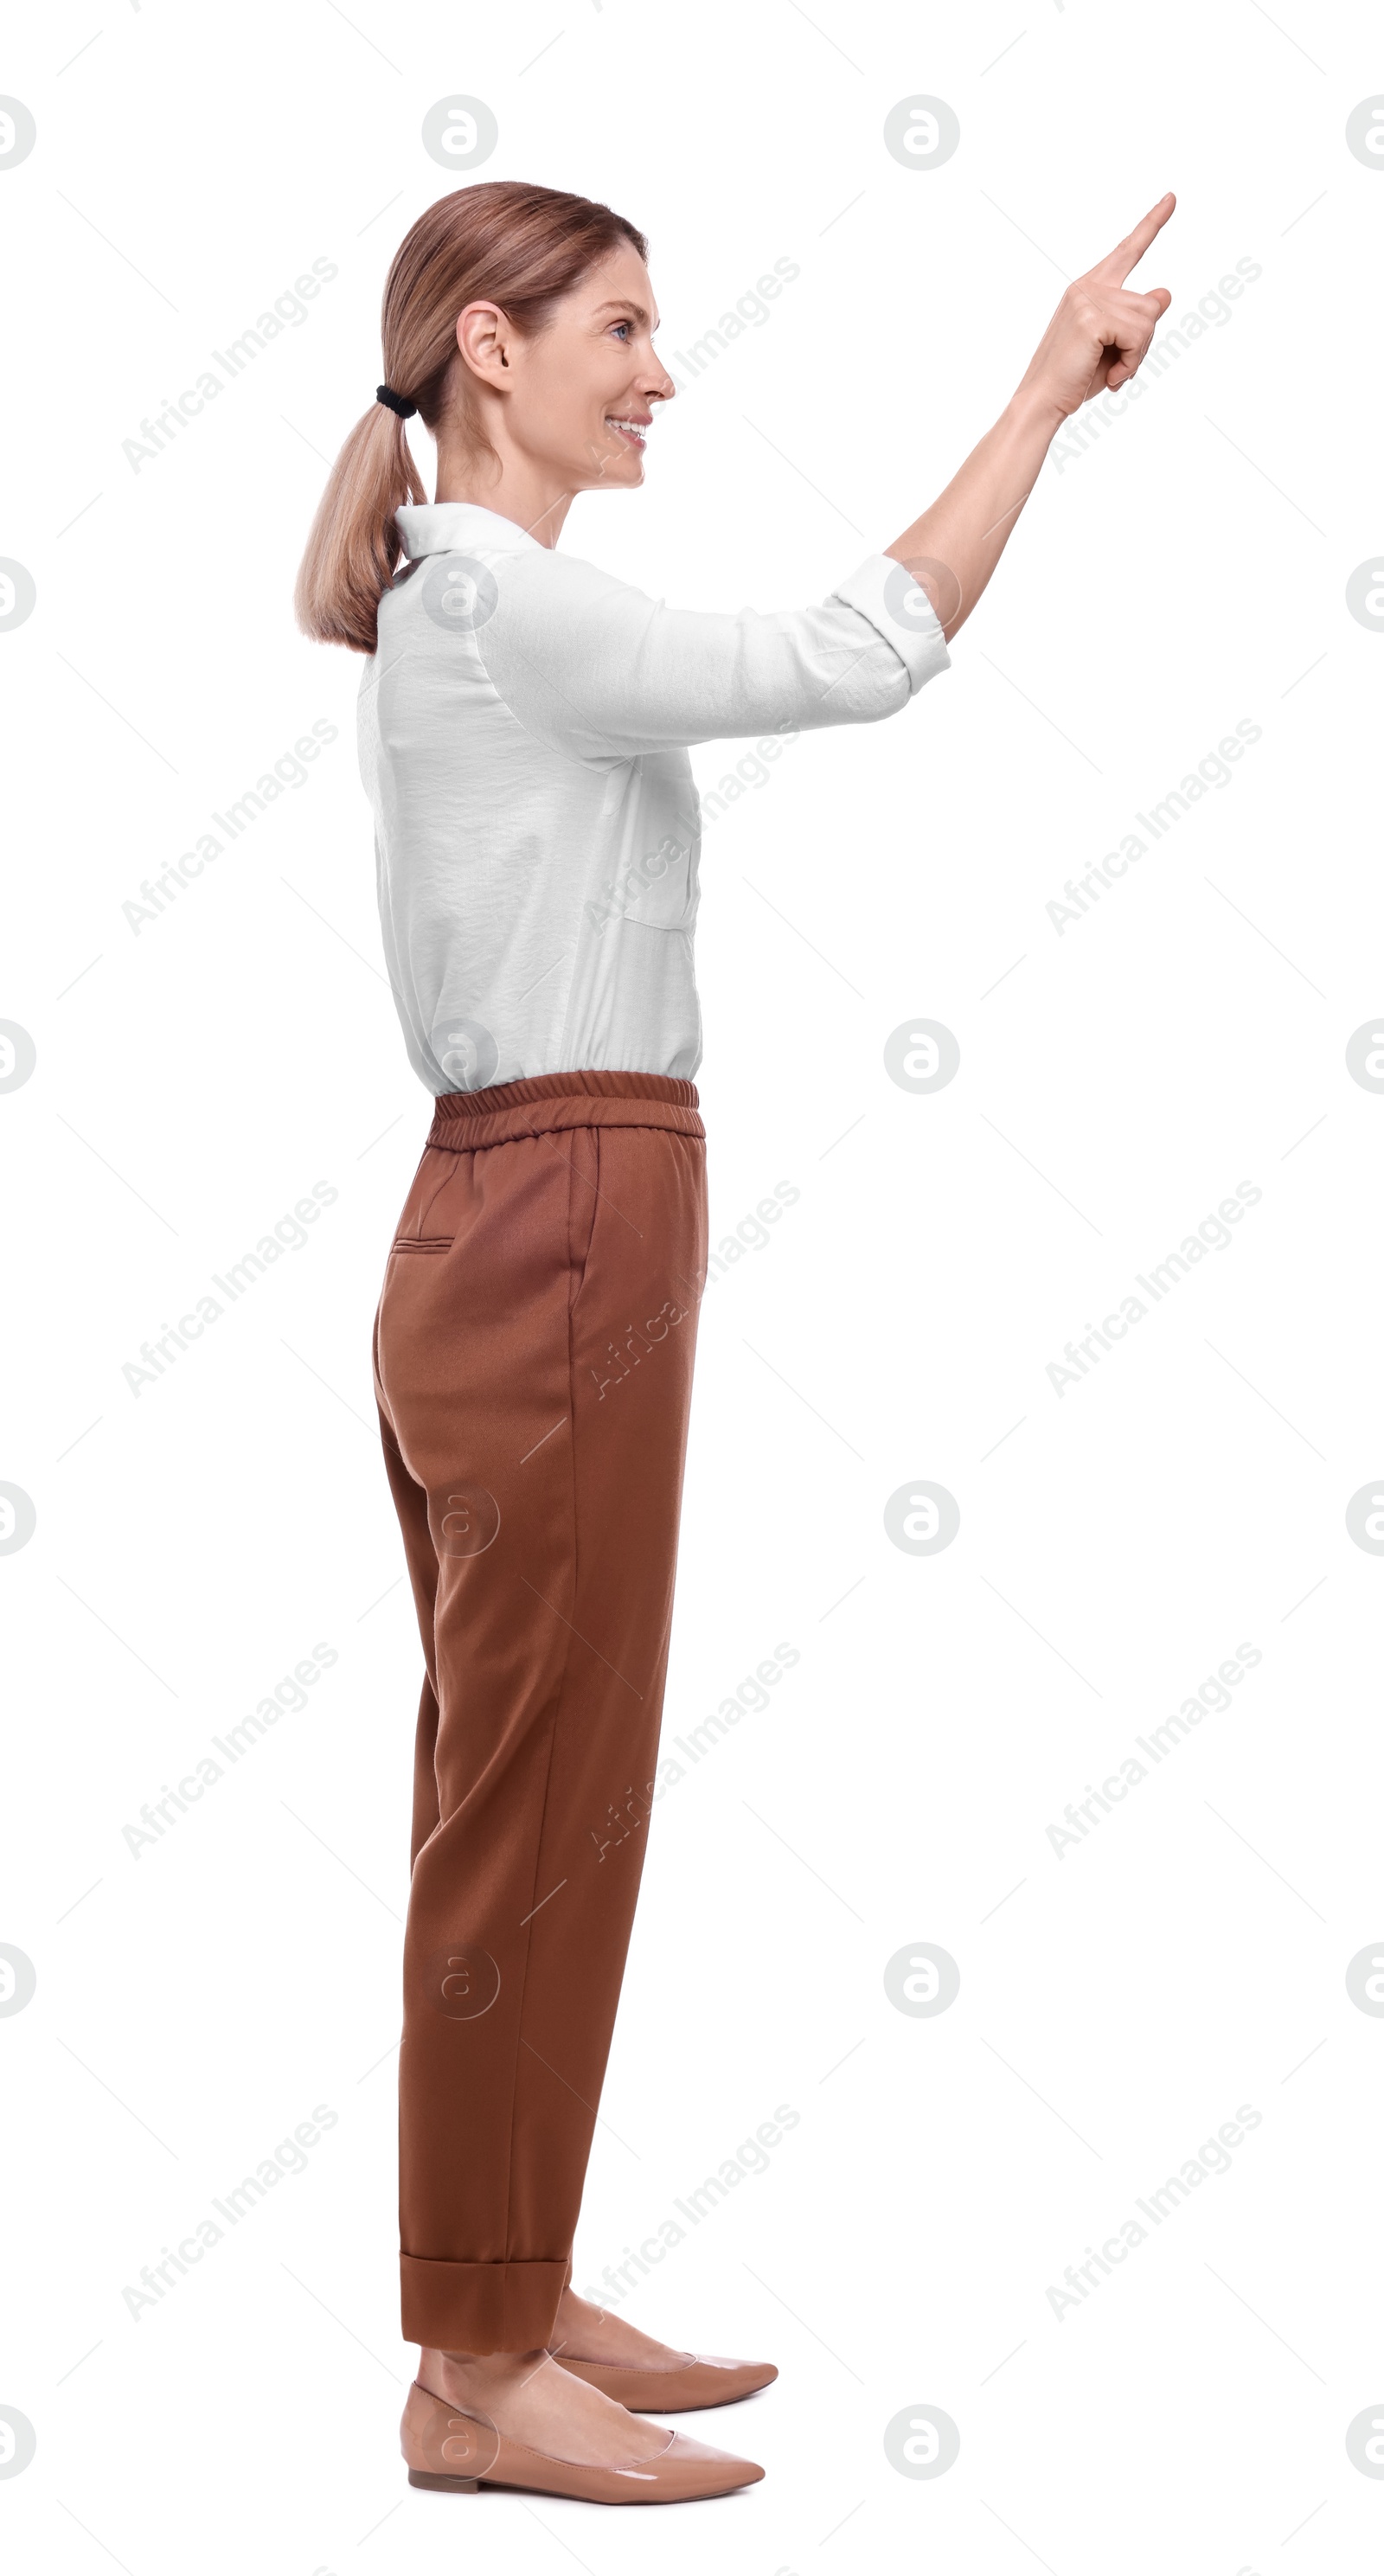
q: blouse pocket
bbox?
[625,834,695,930]
[594,831,701,934]
[591,753,701,933]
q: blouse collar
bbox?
[395,501,547,558]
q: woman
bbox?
[297,177,1174,2508]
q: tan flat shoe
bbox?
[553,2351,778,2411]
[400,2380,763,2505]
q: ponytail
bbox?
[294,403,426,656]
[294,181,647,656]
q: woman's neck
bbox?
[432,441,571,549]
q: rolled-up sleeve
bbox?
[475,548,951,761]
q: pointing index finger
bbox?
[1091,191,1176,286]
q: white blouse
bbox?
[357,502,951,1094]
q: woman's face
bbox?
[458,241,675,494]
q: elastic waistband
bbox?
[426,1068,704,1152]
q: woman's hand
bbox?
[1013,194,1176,429]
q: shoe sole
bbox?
[407,2457,762,2503]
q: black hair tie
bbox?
[376,384,418,419]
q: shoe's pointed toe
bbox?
[663,2428,765,2486]
[690,2354,779,2401]
[555,2351,778,2411]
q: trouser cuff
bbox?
[401,2255,570,2354]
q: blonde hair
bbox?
[295,181,647,654]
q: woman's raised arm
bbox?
[886,193,1176,640]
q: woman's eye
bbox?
[612,320,631,340]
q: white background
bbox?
[3,3,1383,2570]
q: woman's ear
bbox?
[456,302,510,386]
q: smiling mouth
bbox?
[605,415,648,450]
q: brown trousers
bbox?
[373,1071,708,2354]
